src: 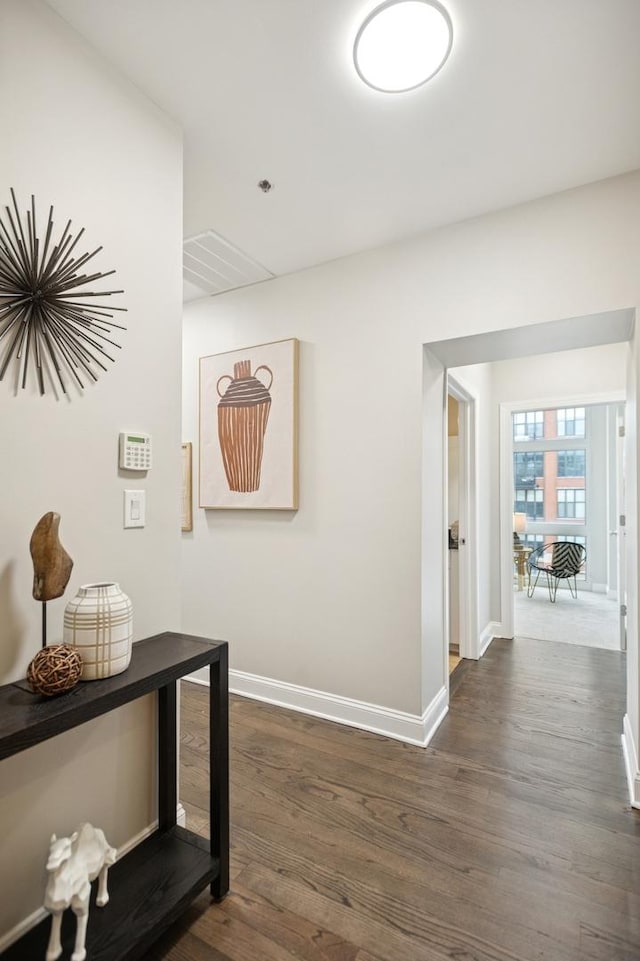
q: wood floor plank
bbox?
[233,860,565,961]
[578,921,640,961]
[206,882,362,961]
[144,929,229,961]
[224,802,640,959]
[145,636,640,961]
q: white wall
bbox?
[489,343,628,404]
[0,0,182,940]
[182,171,640,733]
[588,406,611,590]
[607,405,622,595]
[421,349,446,711]
[624,327,640,804]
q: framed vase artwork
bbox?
[181,442,193,531]
[199,338,299,510]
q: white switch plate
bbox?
[124,489,145,528]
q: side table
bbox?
[0,632,229,961]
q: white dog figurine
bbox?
[44,824,116,961]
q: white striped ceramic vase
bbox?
[63,582,133,680]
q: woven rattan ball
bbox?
[27,644,82,696]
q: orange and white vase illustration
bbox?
[217,360,273,492]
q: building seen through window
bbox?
[557,488,585,519]
[556,406,585,437]
[513,410,544,441]
[557,449,585,477]
[512,406,588,573]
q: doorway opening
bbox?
[446,392,461,674]
[446,375,479,674]
[423,307,636,807]
[423,308,634,719]
[505,400,625,651]
[499,392,626,649]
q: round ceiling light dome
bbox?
[354,0,453,93]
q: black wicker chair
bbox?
[527,541,586,602]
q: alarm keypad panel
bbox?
[119,432,152,471]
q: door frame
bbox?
[616,404,627,651]
[499,390,625,639]
[446,374,479,660]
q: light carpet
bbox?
[514,587,620,650]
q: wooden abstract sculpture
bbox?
[30,512,73,601]
[44,824,116,961]
[29,512,73,647]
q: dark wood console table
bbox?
[0,632,229,961]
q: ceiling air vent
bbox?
[183,230,274,300]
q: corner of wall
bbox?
[622,714,640,809]
[479,621,503,657]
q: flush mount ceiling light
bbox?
[354,0,453,93]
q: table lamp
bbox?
[513,512,526,546]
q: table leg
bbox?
[210,645,229,901]
[158,682,177,832]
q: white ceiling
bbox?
[46,0,640,291]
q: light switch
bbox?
[124,489,145,528]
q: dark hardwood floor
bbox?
[144,637,640,961]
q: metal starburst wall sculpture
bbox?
[0,189,126,395]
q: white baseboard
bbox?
[0,906,46,954]
[479,621,503,658]
[186,669,449,748]
[0,806,186,953]
[621,714,640,809]
[592,583,608,594]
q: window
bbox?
[556,450,586,477]
[557,407,585,438]
[513,410,543,442]
[511,406,591,587]
[558,534,586,547]
[557,488,585,519]
[515,488,543,519]
[522,533,544,550]
[514,451,543,487]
